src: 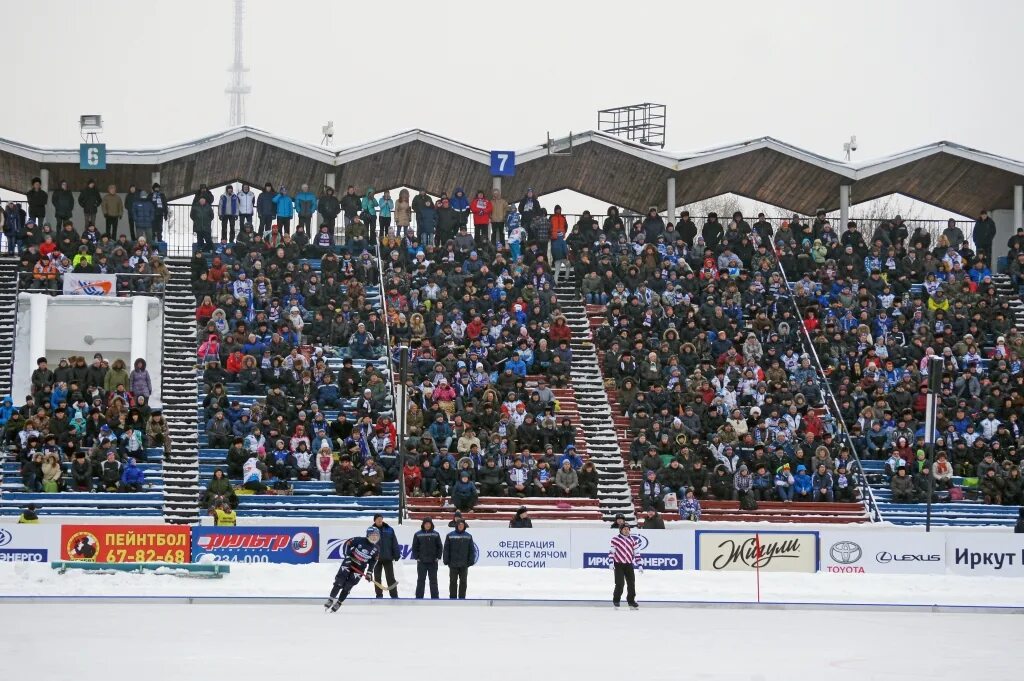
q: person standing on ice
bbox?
[609,524,641,610]
[325,527,381,613]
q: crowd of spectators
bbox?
[192,181,599,511]
[6,178,171,295]
[1,353,166,493]
[573,205,1022,512]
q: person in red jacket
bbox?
[550,206,568,241]
[469,190,492,246]
[404,458,423,496]
[549,316,572,344]
[225,350,244,377]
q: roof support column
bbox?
[666,177,676,224]
[1015,185,1022,233]
[325,173,336,191]
[492,176,501,193]
[839,184,851,233]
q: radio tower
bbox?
[226,0,250,127]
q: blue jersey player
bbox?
[325,527,381,612]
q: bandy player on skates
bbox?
[325,527,381,612]
[609,524,641,610]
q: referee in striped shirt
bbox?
[608,524,641,609]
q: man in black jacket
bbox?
[26,177,47,225]
[78,179,102,226]
[371,513,400,598]
[318,187,341,229]
[411,517,443,599]
[51,180,74,225]
[256,182,276,235]
[973,209,997,268]
[442,517,475,599]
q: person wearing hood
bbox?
[371,513,400,598]
[443,517,475,599]
[131,189,156,242]
[119,457,146,492]
[449,186,469,227]
[793,464,813,501]
[451,470,478,512]
[890,466,917,503]
[294,184,318,232]
[412,517,443,599]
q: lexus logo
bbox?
[830,541,862,565]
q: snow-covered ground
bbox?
[2,562,1024,607]
[2,601,1020,681]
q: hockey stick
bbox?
[371,578,399,592]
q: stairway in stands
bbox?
[159,258,201,524]
[993,272,1024,333]
[554,274,635,524]
[0,256,19,397]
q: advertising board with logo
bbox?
[696,531,818,573]
[572,527,693,570]
[945,533,1024,577]
[62,273,117,296]
[819,530,944,574]
[193,527,318,564]
[0,525,60,562]
[320,526,571,568]
[60,525,190,563]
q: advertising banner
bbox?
[193,527,318,564]
[63,273,116,296]
[0,524,60,562]
[696,531,818,573]
[320,525,571,569]
[945,533,1024,577]
[60,524,190,563]
[819,530,944,574]
[572,527,693,570]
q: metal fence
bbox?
[163,202,978,257]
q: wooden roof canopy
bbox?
[0,127,1021,217]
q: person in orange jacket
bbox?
[550,205,568,241]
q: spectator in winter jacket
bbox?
[272,186,294,233]
[292,184,318,233]
[793,464,813,501]
[774,463,795,502]
[554,460,579,496]
[129,358,152,398]
[451,470,478,511]
[890,466,917,503]
[26,177,48,225]
[77,179,101,224]
[119,457,146,492]
[100,185,123,238]
[812,463,834,502]
[191,197,215,252]
[641,469,666,511]
[51,180,74,225]
[218,186,240,241]
[131,190,157,241]
[641,507,666,529]
[679,489,701,521]
[256,182,276,233]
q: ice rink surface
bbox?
[2,601,1020,681]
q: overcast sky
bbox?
[1,0,1019,215]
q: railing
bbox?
[374,231,404,521]
[15,271,169,299]
[770,254,883,522]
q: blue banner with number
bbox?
[192,527,319,564]
[490,150,515,177]
[80,144,106,170]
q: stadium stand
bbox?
[1,170,1022,530]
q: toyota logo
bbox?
[830,541,862,565]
